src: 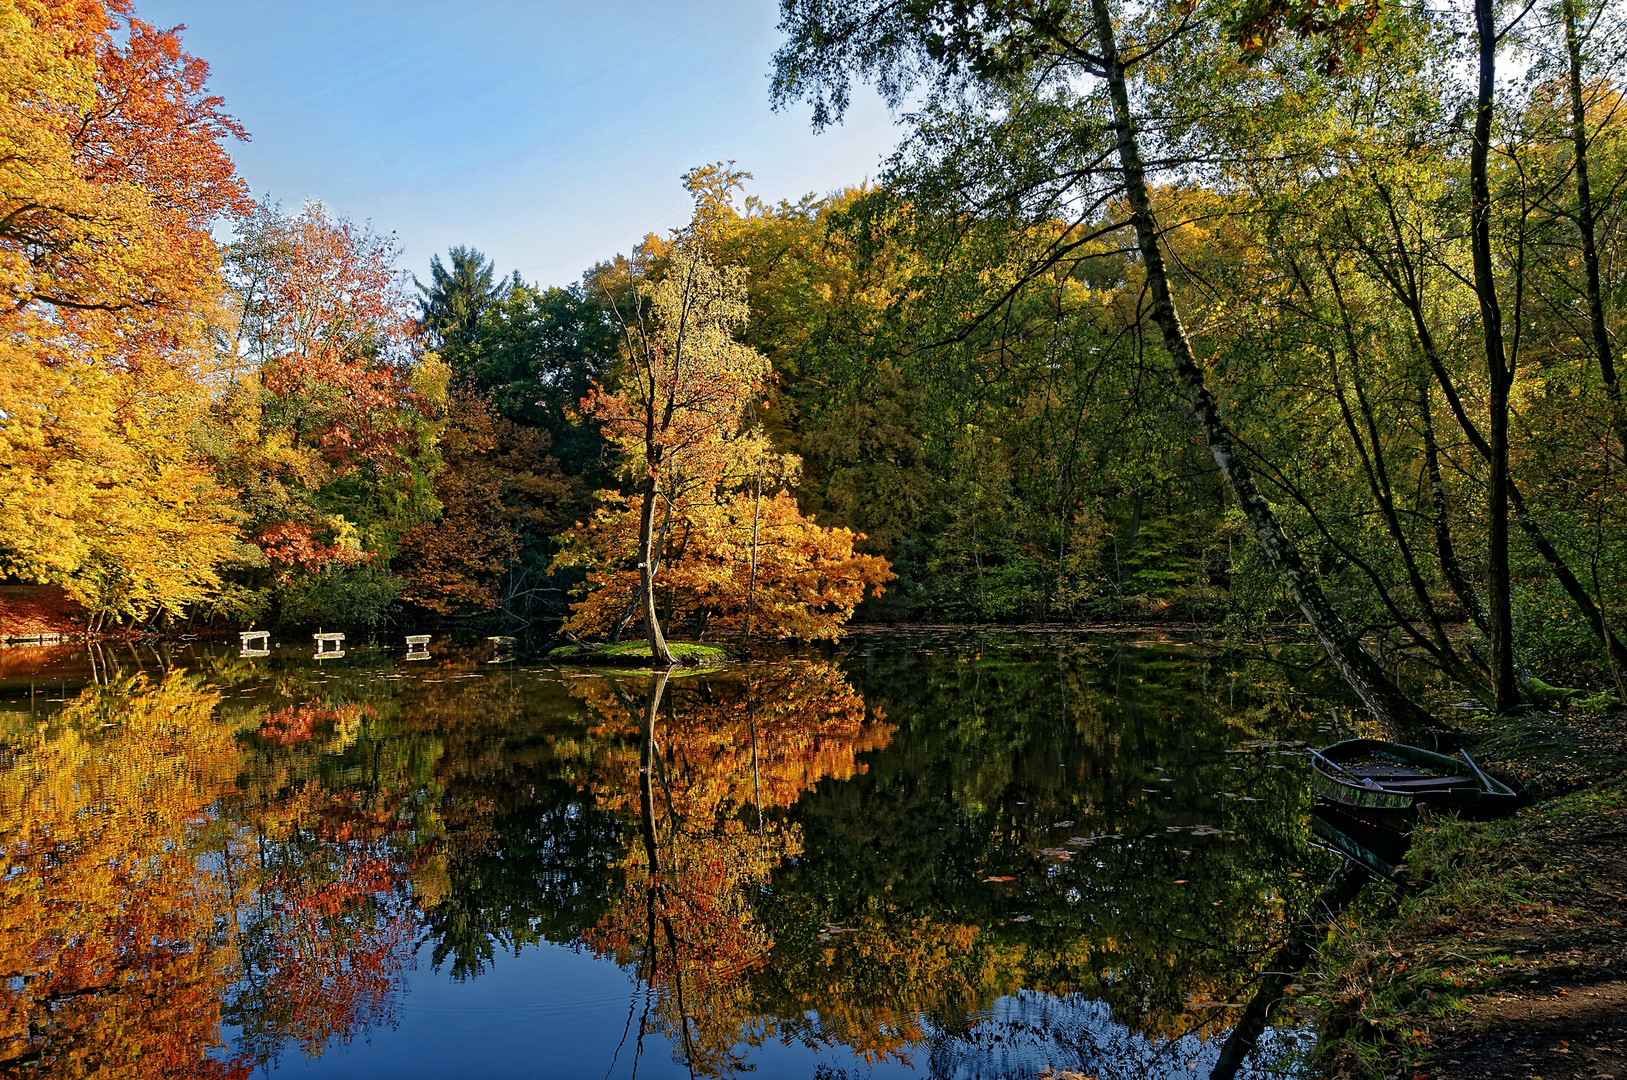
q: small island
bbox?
[546,640,731,666]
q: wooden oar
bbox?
[1310,748,1387,791]
[1458,749,1494,793]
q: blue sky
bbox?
[138,1,905,288]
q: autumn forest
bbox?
[3,0,1627,1075]
[1,0,1625,700]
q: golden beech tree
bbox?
[561,235,890,654]
[0,0,248,626]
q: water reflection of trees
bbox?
[0,664,440,1076]
[0,673,247,1079]
[0,636,1341,1078]
[223,688,437,1070]
[550,643,1333,1076]
[569,661,892,1077]
[753,638,1338,1068]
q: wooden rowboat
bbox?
[1310,738,1524,824]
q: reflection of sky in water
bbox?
[255,943,1305,1079]
[242,940,922,1080]
[926,991,1309,1080]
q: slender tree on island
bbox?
[586,244,771,665]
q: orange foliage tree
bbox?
[0,0,248,625]
[576,243,770,662]
[212,202,445,622]
[558,201,890,652]
[559,489,891,642]
[396,388,581,615]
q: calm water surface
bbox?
[0,631,1351,1079]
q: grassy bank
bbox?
[546,640,731,666]
[1306,707,1627,1079]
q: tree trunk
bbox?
[1392,241,1627,672]
[1209,859,1374,1080]
[1089,0,1437,731]
[1418,371,1490,636]
[1564,0,1627,453]
[743,459,763,647]
[1326,273,1492,701]
[638,473,677,665]
[1471,0,1521,712]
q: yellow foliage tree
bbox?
[560,198,891,650]
[558,489,891,641]
[0,1,248,626]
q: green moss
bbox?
[1522,675,1587,703]
[546,640,731,666]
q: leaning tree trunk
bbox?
[637,470,677,666]
[1471,0,1521,713]
[1565,0,1627,455]
[1089,0,1437,731]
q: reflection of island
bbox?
[568,661,893,1076]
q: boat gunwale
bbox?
[1311,738,1521,811]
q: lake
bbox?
[0,630,1350,1079]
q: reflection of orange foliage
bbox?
[573,662,891,815]
[229,703,436,1065]
[0,674,250,1079]
[572,663,892,1075]
[257,699,364,746]
[254,851,416,1057]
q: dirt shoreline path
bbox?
[1311,708,1627,1080]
